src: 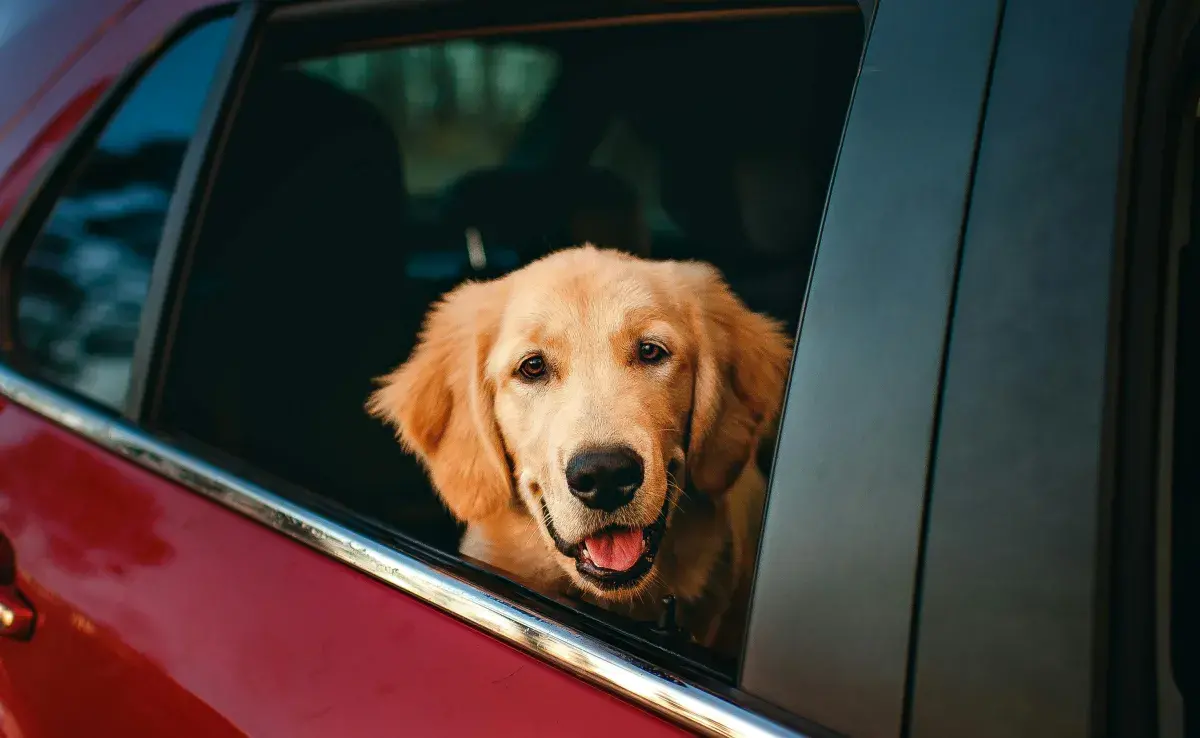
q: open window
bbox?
[148,2,866,684]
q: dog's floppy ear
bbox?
[367,280,512,522]
[679,262,793,496]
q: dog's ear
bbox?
[679,262,793,496]
[367,280,512,522]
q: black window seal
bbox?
[264,0,858,63]
[125,1,265,422]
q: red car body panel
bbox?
[0,0,139,138]
[0,403,685,737]
[0,0,205,227]
[0,2,691,735]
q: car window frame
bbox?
[0,0,999,736]
[144,0,873,716]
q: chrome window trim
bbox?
[0,363,805,738]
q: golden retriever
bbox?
[368,245,792,654]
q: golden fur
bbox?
[368,245,792,653]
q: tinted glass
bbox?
[14,19,232,410]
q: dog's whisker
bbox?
[664,477,688,513]
[662,489,685,515]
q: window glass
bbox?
[160,9,863,677]
[13,19,232,410]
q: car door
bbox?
[0,7,249,736]
[0,4,698,737]
[0,0,1001,736]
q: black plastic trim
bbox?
[127,1,265,422]
[738,0,1005,736]
[906,0,1146,735]
[899,0,1007,734]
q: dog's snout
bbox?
[565,446,643,512]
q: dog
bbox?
[368,245,792,654]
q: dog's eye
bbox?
[638,342,668,364]
[518,355,546,380]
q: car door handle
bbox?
[0,532,34,640]
[0,587,35,640]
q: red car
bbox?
[0,0,1192,736]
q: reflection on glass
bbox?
[16,19,233,410]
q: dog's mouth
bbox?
[540,489,672,591]
[572,515,666,588]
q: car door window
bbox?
[9,18,232,411]
[154,6,863,682]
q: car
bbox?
[0,0,1191,736]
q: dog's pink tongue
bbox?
[584,529,644,572]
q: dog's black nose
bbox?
[565,446,643,512]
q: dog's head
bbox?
[369,245,792,600]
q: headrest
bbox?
[202,69,408,252]
[442,166,650,259]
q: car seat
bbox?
[162,68,461,549]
